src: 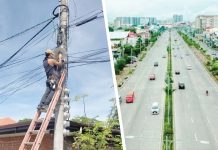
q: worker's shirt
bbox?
[43,57,59,79]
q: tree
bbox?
[144,39,149,47]
[114,58,126,75]
[123,44,133,55]
[211,61,218,71]
[18,118,31,123]
[109,26,114,32]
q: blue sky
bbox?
[105,0,218,21]
[0,0,116,121]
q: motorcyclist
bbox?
[206,90,209,96]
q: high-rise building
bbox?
[148,17,157,25]
[114,17,132,27]
[140,17,149,25]
[173,15,183,23]
[114,17,152,27]
[195,15,218,30]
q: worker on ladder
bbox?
[38,49,63,110]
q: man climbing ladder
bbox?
[38,48,63,110]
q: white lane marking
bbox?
[216,107,218,112]
[200,140,210,144]
[125,136,135,139]
[191,117,194,123]
[215,136,218,143]
[206,117,210,124]
[188,104,190,109]
[194,133,198,141]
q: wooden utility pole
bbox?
[54,0,69,150]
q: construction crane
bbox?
[19,0,69,149]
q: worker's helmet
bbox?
[45,49,54,55]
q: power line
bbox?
[0,17,57,44]
[0,16,58,69]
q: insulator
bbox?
[63,104,70,111]
[64,88,70,94]
[61,95,70,102]
[64,112,70,120]
[63,129,70,136]
[63,120,70,128]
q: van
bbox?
[151,102,160,115]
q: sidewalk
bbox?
[116,45,152,87]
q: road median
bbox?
[162,33,174,150]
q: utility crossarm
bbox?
[19,70,66,150]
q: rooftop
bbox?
[0,118,16,126]
[110,31,129,40]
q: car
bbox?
[162,55,166,58]
[154,62,158,67]
[151,102,160,115]
[178,82,185,89]
[212,52,216,56]
[149,74,156,80]
[128,56,137,63]
[186,65,192,70]
[125,92,135,103]
[175,70,180,75]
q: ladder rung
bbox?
[30,130,39,134]
[24,142,34,145]
[38,108,47,113]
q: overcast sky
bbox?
[105,0,218,21]
[0,0,116,121]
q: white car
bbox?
[187,65,192,70]
[151,102,160,115]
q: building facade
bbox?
[114,17,151,27]
[173,15,183,23]
[195,15,218,30]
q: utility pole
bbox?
[54,0,69,150]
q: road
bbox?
[119,32,169,150]
[172,30,218,150]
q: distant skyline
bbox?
[105,0,218,22]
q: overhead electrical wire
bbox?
[0,5,106,104]
[0,16,58,69]
[0,17,57,44]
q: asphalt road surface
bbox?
[172,30,218,150]
[119,31,169,150]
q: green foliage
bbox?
[124,55,131,64]
[18,118,31,123]
[123,44,133,55]
[211,61,218,71]
[144,39,149,47]
[163,42,174,149]
[115,58,126,75]
[164,123,173,135]
[109,26,114,32]
[124,27,136,33]
[72,117,122,150]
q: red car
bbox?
[149,74,156,80]
[126,92,135,103]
